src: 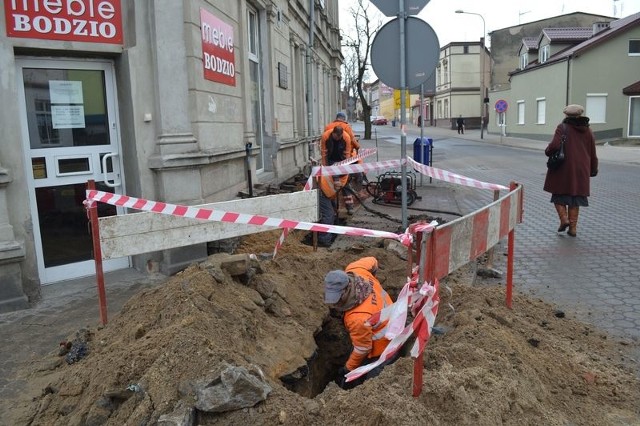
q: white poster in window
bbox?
[49,81,84,104]
[51,105,86,129]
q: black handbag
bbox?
[547,124,567,170]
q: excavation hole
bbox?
[280,314,351,398]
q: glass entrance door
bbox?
[17,59,129,284]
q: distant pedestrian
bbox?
[456,115,464,134]
[417,115,422,127]
[543,104,598,237]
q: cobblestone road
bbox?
[358,123,640,362]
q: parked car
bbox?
[371,116,388,125]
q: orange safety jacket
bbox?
[324,120,361,152]
[343,257,392,371]
[319,175,349,200]
[320,127,353,166]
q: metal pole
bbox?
[419,83,424,187]
[399,0,408,229]
[480,17,486,139]
[306,0,315,137]
[245,143,253,197]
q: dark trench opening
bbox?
[280,314,351,398]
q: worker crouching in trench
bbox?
[323,257,399,389]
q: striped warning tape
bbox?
[85,190,418,242]
[407,157,508,191]
[345,277,440,382]
[305,157,507,191]
[278,149,379,256]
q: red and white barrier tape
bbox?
[339,148,377,165]
[273,228,290,258]
[85,190,415,242]
[303,158,402,191]
[407,157,508,191]
[304,157,507,191]
[276,149,379,256]
[345,278,440,382]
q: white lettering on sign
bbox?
[200,8,236,86]
[5,0,122,44]
[204,52,236,77]
[202,22,234,53]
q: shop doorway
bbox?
[16,58,129,284]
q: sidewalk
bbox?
[399,123,640,165]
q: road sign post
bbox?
[371,13,439,228]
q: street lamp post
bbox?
[455,10,486,139]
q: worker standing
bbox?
[324,112,360,213]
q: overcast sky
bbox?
[339,0,640,48]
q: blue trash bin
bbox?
[413,137,432,165]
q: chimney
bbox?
[592,22,610,35]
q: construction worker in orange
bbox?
[320,122,356,217]
[323,257,396,389]
[325,111,364,191]
[306,125,352,248]
[324,112,361,154]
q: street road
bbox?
[355,122,640,358]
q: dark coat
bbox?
[543,117,598,196]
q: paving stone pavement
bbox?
[358,123,640,365]
[1,123,639,419]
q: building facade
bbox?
[488,12,614,92]
[488,12,640,141]
[0,0,342,311]
[434,41,490,129]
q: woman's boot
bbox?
[567,207,579,237]
[554,204,569,232]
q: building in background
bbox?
[0,0,342,312]
[488,12,640,141]
[489,12,615,92]
[434,41,490,130]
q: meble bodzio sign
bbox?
[200,8,235,86]
[4,0,123,44]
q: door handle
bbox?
[102,152,121,188]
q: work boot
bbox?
[554,204,569,233]
[567,206,579,237]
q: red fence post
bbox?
[412,229,432,397]
[505,182,519,309]
[87,180,108,325]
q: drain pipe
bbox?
[306,0,315,137]
[245,142,253,197]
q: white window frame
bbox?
[629,39,640,56]
[586,93,607,124]
[539,45,550,63]
[519,53,528,69]
[517,100,525,124]
[536,97,546,124]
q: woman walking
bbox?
[543,104,598,237]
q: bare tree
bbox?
[342,0,381,140]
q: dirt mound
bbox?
[11,231,640,425]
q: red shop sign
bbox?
[4,0,123,45]
[200,8,236,86]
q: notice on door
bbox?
[50,80,84,104]
[52,105,85,129]
[50,80,85,129]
